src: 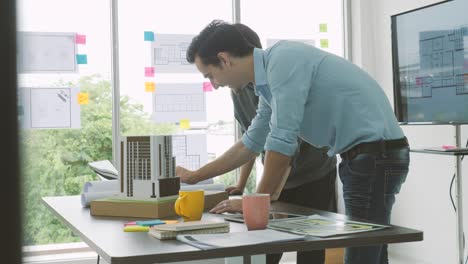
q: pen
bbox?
[442,145,456,150]
[136,219,165,226]
[124,219,179,227]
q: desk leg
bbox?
[224,255,265,264]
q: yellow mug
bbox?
[174,190,205,222]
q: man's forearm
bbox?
[193,140,257,182]
[237,157,256,189]
[256,150,291,195]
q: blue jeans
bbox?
[339,147,409,264]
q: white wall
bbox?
[351,0,468,263]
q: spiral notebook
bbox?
[149,225,230,240]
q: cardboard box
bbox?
[203,191,229,212]
[90,191,228,218]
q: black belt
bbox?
[340,137,409,160]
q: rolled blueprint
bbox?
[180,183,225,192]
[81,191,118,207]
[81,180,119,207]
[83,180,118,193]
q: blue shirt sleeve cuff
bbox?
[241,133,264,154]
[265,136,297,157]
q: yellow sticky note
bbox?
[123,225,149,232]
[180,119,190,129]
[77,92,89,105]
[320,39,329,48]
[319,23,328,33]
[145,82,155,92]
[163,220,179,224]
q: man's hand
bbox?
[225,185,244,195]
[176,166,199,184]
[209,199,243,214]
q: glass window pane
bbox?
[17,0,112,246]
[242,0,343,56]
[241,0,344,186]
[117,0,235,187]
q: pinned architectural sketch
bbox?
[152,83,206,123]
[18,32,78,73]
[18,87,81,129]
[266,38,315,48]
[172,134,208,171]
[151,34,197,73]
[120,135,180,198]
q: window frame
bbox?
[19,0,349,256]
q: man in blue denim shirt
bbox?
[177,20,410,264]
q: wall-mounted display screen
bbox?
[391,0,468,124]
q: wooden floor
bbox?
[325,248,344,264]
[280,248,344,264]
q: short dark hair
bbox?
[187,20,255,66]
[233,23,262,49]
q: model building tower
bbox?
[120,135,180,198]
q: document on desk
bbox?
[267,214,389,237]
[176,229,304,250]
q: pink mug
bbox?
[242,193,270,230]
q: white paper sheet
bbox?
[152,83,206,123]
[18,87,81,129]
[18,32,78,73]
[151,34,197,73]
[177,229,304,250]
[172,134,208,170]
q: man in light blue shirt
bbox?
[178,20,410,264]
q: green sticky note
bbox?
[319,23,328,33]
[320,39,329,48]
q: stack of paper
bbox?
[149,220,229,240]
[88,160,118,180]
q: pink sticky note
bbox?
[415,77,423,86]
[124,221,137,226]
[145,67,155,77]
[76,34,86,44]
[203,82,213,92]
